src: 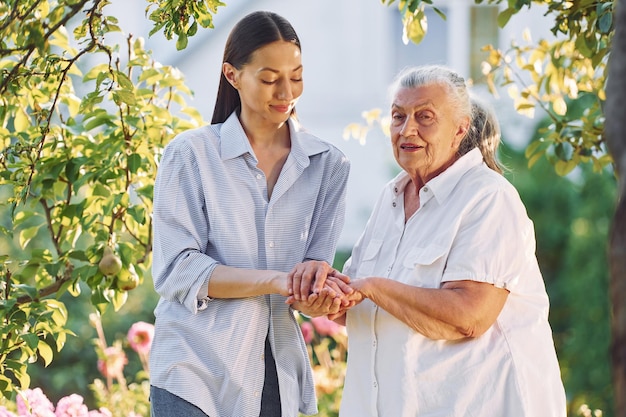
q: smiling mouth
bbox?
[400,144,423,150]
[272,104,291,113]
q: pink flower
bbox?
[127,321,154,354]
[87,409,112,417]
[300,321,314,344]
[97,345,128,378]
[54,394,88,417]
[0,406,17,417]
[311,316,342,337]
[16,388,55,417]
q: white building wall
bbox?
[106,0,554,251]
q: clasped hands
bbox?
[284,260,363,319]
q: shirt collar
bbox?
[219,112,329,166]
[391,148,484,203]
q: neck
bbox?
[239,111,290,147]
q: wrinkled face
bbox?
[390,84,469,181]
[223,40,303,126]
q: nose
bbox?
[399,116,418,137]
[276,79,293,100]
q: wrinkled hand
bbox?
[286,269,355,317]
[289,286,343,317]
[327,288,365,321]
[288,261,351,301]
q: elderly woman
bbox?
[334,66,567,416]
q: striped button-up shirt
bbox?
[149,112,350,417]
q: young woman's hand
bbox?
[288,260,348,301]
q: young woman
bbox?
[149,11,351,417]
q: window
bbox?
[469,5,499,84]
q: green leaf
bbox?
[19,226,41,248]
[111,289,128,311]
[21,333,39,349]
[187,20,198,37]
[554,159,577,176]
[65,158,83,183]
[555,142,573,161]
[404,11,427,45]
[597,12,612,34]
[497,8,516,28]
[176,33,189,50]
[127,153,142,173]
[112,90,137,106]
[37,340,54,367]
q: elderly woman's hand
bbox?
[286,272,355,315]
[288,260,351,301]
[289,286,343,317]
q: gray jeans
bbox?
[150,386,208,417]
[150,337,281,417]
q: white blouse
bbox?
[340,149,566,417]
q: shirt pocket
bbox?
[355,239,383,277]
[401,244,447,288]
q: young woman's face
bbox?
[224,40,303,127]
[389,84,468,181]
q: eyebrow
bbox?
[257,65,303,74]
[391,100,435,111]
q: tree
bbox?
[604,0,626,415]
[0,0,224,399]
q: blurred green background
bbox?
[18,118,616,416]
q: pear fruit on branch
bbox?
[98,246,122,276]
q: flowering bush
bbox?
[298,315,347,417]
[0,387,111,417]
[0,311,347,417]
[0,316,153,417]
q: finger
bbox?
[327,276,353,295]
[311,263,330,295]
[327,294,342,314]
[330,269,351,284]
[292,269,303,301]
[299,264,317,301]
[287,269,294,296]
[310,288,330,309]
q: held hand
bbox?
[326,281,367,321]
[290,286,343,317]
[288,261,339,301]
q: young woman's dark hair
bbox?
[211,11,301,124]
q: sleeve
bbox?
[303,152,351,265]
[151,138,219,314]
[442,183,537,292]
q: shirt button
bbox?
[254,391,260,397]
[373,381,378,389]
[423,187,429,193]
[392,202,397,207]
[256,174,262,180]
[372,340,377,348]
[261,354,265,360]
[268,242,274,248]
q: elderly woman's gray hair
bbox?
[465,95,505,174]
[388,65,472,127]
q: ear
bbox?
[222,62,239,89]
[453,117,470,148]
